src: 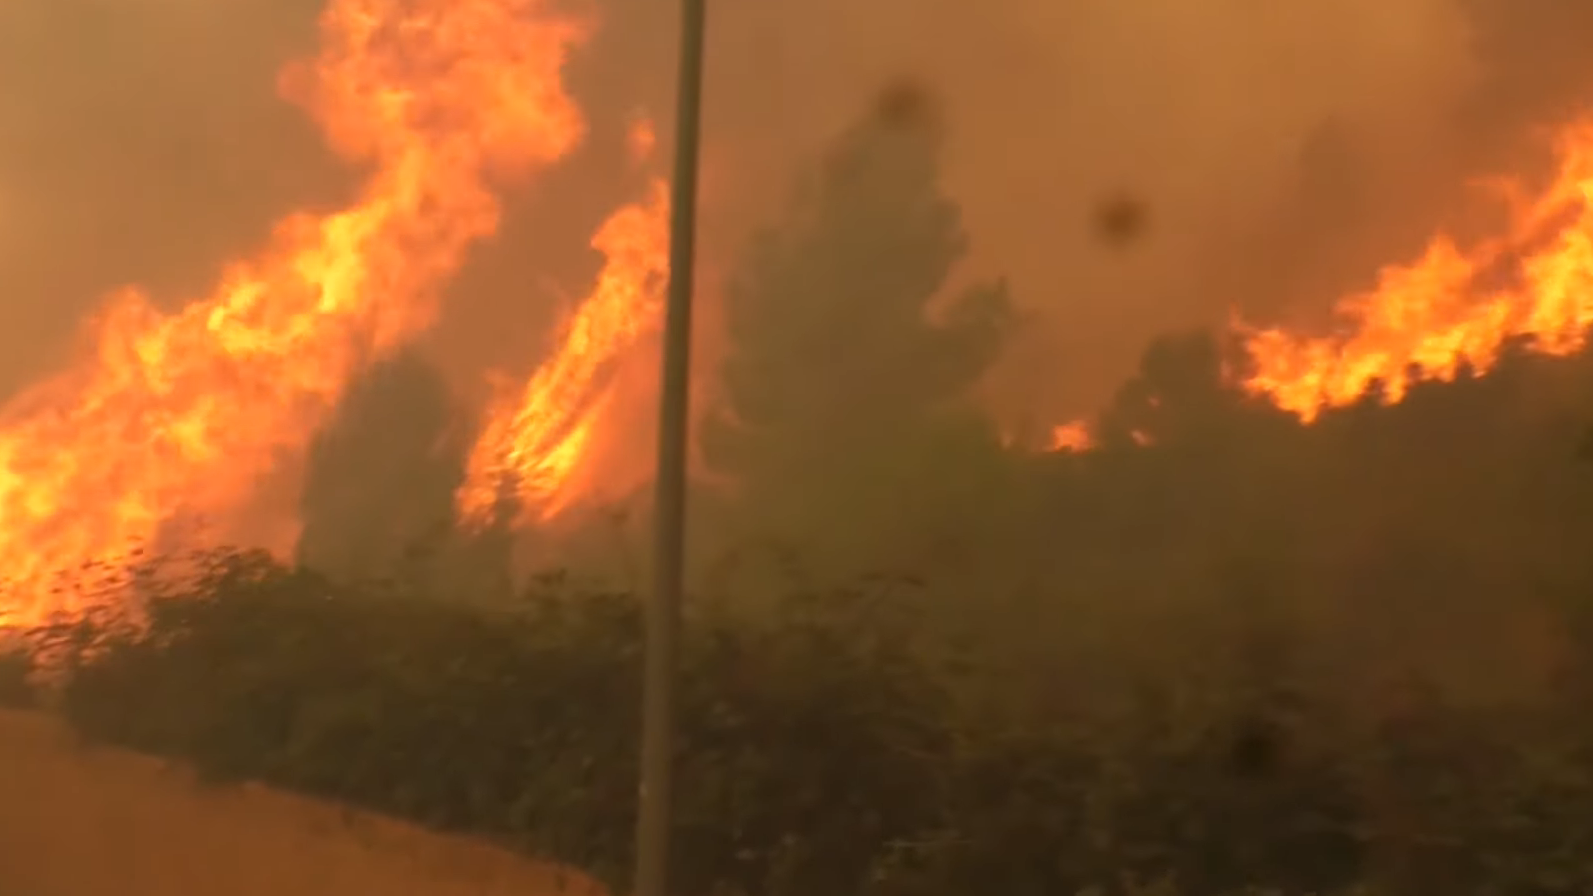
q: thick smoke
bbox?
[0,0,333,396]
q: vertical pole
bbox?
[635,0,707,892]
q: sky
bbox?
[1,0,1590,423]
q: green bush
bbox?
[26,547,1593,896]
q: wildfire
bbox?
[458,176,671,524]
[1239,120,1593,420]
[0,0,586,629]
[10,0,1593,633]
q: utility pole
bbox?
[634,0,707,891]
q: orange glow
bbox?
[0,0,586,629]
[458,177,671,524]
[1048,420,1094,453]
[627,118,658,166]
[1239,120,1593,420]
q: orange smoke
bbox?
[627,118,659,165]
[0,0,586,629]
[458,177,671,524]
[1240,120,1593,420]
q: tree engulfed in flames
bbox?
[457,178,670,524]
[0,0,587,628]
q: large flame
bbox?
[458,176,670,523]
[0,0,587,628]
[1240,120,1593,420]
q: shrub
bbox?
[33,548,1593,896]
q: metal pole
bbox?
[635,0,707,891]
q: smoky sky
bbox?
[2,0,1591,422]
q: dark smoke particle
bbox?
[1092,192,1150,247]
[873,78,940,132]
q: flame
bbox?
[1048,420,1094,453]
[458,177,671,523]
[1240,119,1593,421]
[0,0,587,629]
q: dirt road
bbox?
[0,709,602,896]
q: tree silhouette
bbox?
[295,349,466,585]
[697,92,1013,571]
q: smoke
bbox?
[3,0,1592,428]
[1223,0,1593,312]
[0,0,335,396]
[1454,0,1593,145]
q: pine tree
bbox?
[698,87,1013,571]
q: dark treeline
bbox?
[9,92,1593,896]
